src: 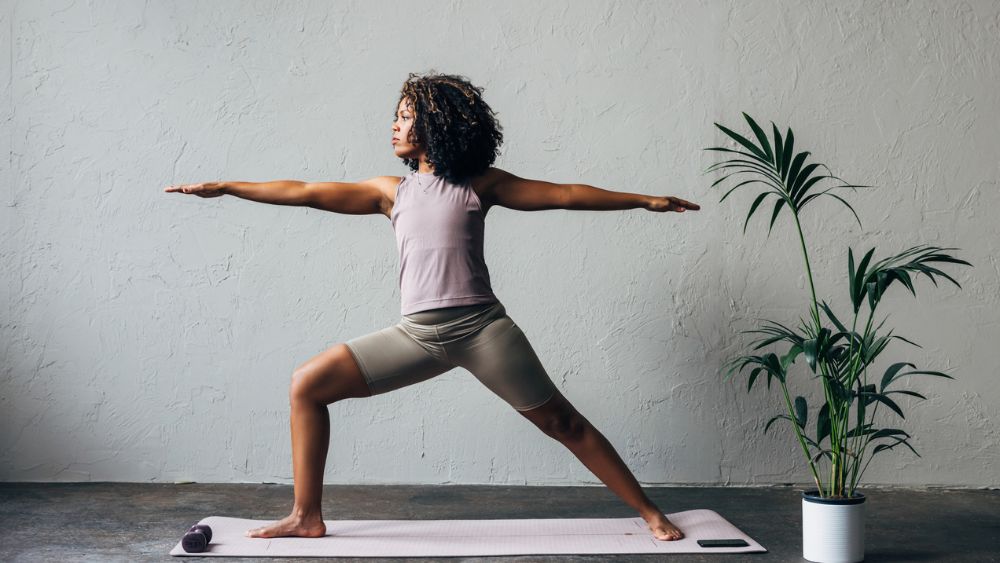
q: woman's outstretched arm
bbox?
[486,168,699,213]
[164,177,394,215]
[164,180,309,206]
[225,180,311,206]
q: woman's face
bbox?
[391,98,422,159]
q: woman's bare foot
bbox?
[640,508,684,541]
[245,513,327,538]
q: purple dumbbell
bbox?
[182,524,213,553]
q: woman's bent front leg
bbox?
[246,343,373,538]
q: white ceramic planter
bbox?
[802,489,866,563]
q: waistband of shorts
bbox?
[403,301,498,323]
[397,301,507,345]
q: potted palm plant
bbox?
[705,113,972,563]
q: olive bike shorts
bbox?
[344,301,558,411]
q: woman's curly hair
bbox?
[396,71,504,185]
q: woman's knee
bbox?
[289,344,372,404]
[546,409,588,442]
[519,391,588,441]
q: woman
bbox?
[164,71,699,542]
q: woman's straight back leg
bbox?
[447,314,684,541]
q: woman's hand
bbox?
[163,182,226,198]
[645,195,700,213]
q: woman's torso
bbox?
[388,170,499,316]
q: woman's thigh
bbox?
[292,343,374,403]
[345,324,455,396]
[445,316,559,411]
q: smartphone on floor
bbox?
[697,538,750,547]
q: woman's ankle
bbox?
[291,505,323,521]
[638,502,662,516]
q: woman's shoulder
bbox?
[469,167,504,207]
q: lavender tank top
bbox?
[390,171,500,315]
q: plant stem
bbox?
[846,310,861,480]
[790,210,832,495]
[847,311,877,493]
[823,380,836,496]
[837,309,873,496]
[780,378,823,493]
[850,397,881,492]
[792,213,822,330]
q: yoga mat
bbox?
[170,509,766,557]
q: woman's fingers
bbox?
[670,197,700,211]
[649,196,700,212]
[164,182,224,197]
[164,183,197,193]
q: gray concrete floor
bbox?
[0,483,996,562]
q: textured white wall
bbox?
[2,0,997,487]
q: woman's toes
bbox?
[647,516,684,541]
